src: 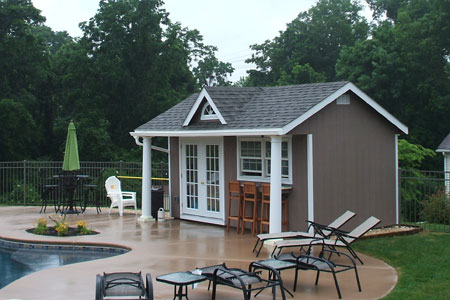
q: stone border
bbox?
[0,237,130,254]
[361,224,422,239]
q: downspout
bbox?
[307,134,314,233]
[395,134,399,224]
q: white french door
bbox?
[180,137,224,223]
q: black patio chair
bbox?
[80,168,105,213]
[200,263,286,300]
[58,170,80,214]
[276,249,361,299]
[95,271,153,300]
[38,168,59,213]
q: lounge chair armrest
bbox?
[122,191,136,195]
[332,229,358,241]
[307,221,337,236]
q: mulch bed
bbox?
[26,227,99,237]
[362,224,422,239]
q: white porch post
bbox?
[139,137,154,221]
[269,136,282,233]
[307,134,314,233]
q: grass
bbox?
[402,221,450,233]
[353,232,450,300]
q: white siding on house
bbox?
[445,153,450,194]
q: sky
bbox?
[31,0,321,82]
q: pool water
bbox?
[0,246,124,289]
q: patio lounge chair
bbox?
[105,176,137,216]
[95,271,153,300]
[276,249,361,299]
[253,210,356,257]
[272,216,381,264]
[199,263,286,300]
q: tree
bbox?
[192,46,234,87]
[246,0,369,86]
[0,0,56,159]
[0,99,37,160]
[336,0,450,164]
[398,139,435,170]
[276,63,326,86]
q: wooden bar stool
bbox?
[226,181,242,232]
[242,182,259,235]
[259,183,289,233]
[260,183,271,233]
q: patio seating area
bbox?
[0,206,397,300]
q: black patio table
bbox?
[156,271,206,300]
[54,172,90,214]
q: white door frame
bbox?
[179,137,225,225]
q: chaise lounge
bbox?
[272,216,381,264]
[253,210,356,257]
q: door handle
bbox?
[201,181,205,185]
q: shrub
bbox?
[33,217,48,235]
[76,220,92,235]
[49,214,69,236]
[420,190,450,224]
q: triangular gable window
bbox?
[183,88,227,126]
[201,103,218,120]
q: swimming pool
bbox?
[0,239,128,289]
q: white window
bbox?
[201,102,219,120]
[238,137,292,183]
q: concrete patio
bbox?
[0,206,397,300]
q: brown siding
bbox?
[170,137,180,218]
[290,93,398,228]
[288,135,309,230]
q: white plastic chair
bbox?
[105,176,137,216]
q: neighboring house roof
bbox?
[132,81,408,137]
[436,133,450,152]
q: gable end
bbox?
[182,88,227,126]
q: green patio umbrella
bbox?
[62,121,80,171]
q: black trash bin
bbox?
[151,188,164,219]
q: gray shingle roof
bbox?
[135,81,348,132]
[437,133,450,151]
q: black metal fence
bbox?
[400,169,450,232]
[0,161,169,211]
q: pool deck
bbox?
[0,207,397,300]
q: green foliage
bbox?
[246,0,369,86]
[0,99,37,160]
[33,217,48,235]
[276,64,326,86]
[0,0,231,162]
[353,233,450,299]
[49,214,69,236]
[0,180,41,205]
[421,190,450,224]
[336,0,450,161]
[193,48,234,87]
[76,220,92,235]
[398,139,435,170]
